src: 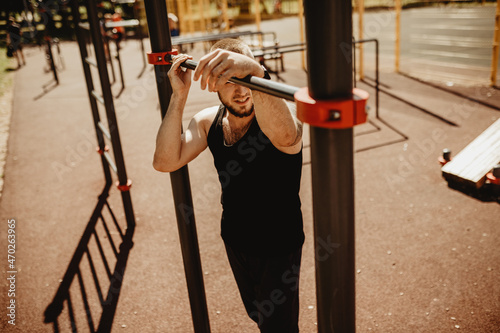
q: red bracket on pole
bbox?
[96,145,110,155]
[295,87,369,129]
[147,49,179,65]
[116,179,133,192]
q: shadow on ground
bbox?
[447,182,500,204]
[43,184,135,333]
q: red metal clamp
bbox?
[295,87,369,129]
[147,49,179,65]
[116,179,133,192]
[96,145,110,155]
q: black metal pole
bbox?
[353,38,379,117]
[133,3,147,78]
[375,39,379,118]
[353,38,357,88]
[70,0,112,187]
[87,0,135,228]
[104,35,117,84]
[143,1,211,332]
[114,39,126,94]
[303,1,356,332]
[46,38,59,84]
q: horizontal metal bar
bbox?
[254,42,305,52]
[103,151,118,174]
[405,57,491,71]
[410,13,492,19]
[410,34,491,48]
[85,57,98,68]
[253,48,305,58]
[179,59,299,101]
[410,24,491,31]
[353,38,378,44]
[104,19,139,29]
[410,49,490,61]
[278,47,306,54]
[97,121,111,140]
[91,90,105,105]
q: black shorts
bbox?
[224,243,302,333]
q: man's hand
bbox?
[168,54,193,96]
[193,49,264,92]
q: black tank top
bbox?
[207,105,304,256]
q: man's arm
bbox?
[252,92,302,154]
[193,49,302,153]
[153,54,212,172]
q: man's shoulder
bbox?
[194,105,220,124]
[193,105,220,134]
[194,105,219,118]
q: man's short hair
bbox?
[210,38,254,59]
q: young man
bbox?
[153,39,304,332]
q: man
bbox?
[153,39,304,332]
[6,17,26,68]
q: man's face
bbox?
[218,82,254,118]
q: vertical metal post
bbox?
[177,0,187,35]
[114,39,126,93]
[254,0,261,31]
[143,0,211,332]
[375,39,379,118]
[353,38,357,88]
[104,34,117,84]
[197,0,206,31]
[221,0,229,31]
[46,38,59,84]
[86,0,135,228]
[298,0,306,71]
[70,0,112,187]
[186,0,195,33]
[303,0,355,332]
[490,0,500,86]
[395,0,401,73]
[203,0,212,32]
[22,0,35,39]
[132,3,147,77]
[358,0,364,80]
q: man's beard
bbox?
[226,104,254,118]
[218,92,254,118]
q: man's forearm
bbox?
[253,92,299,147]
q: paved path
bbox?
[0,11,499,333]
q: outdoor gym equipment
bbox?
[145,0,367,331]
[44,0,136,330]
[62,0,368,331]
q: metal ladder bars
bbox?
[70,0,135,228]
